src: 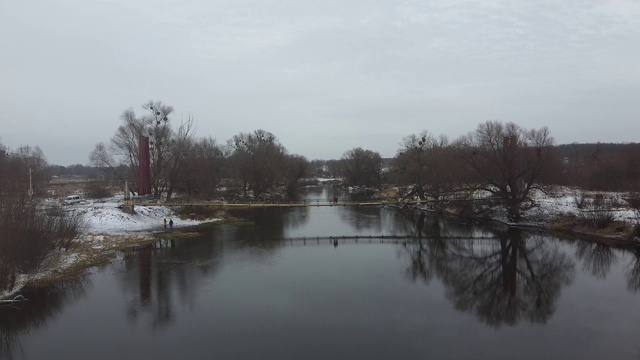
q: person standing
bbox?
[169,219,174,229]
[164,218,167,229]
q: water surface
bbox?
[3,186,640,359]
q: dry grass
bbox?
[549,215,579,230]
[379,187,400,198]
[25,233,155,288]
[24,223,224,289]
[550,215,634,240]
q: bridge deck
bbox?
[130,198,488,208]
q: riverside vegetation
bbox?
[4,110,640,297]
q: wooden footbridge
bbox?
[130,198,487,209]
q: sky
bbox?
[1,0,639,166]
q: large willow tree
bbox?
[456,121,557,222]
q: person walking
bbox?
[169,219,174,229]
[164,218,167,229]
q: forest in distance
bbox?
[4,100,640,215]
[51,141,640,191]
[6,100,639,216]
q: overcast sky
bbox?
[1,0,639,165]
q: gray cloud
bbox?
[1,0,639,164]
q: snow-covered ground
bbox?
[68,199,211,234]
[1,197,221,300]
[74,189,638,235]
[464,187,638,227]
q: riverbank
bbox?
[4,187,639,300]
[1,200,223,300]
[410,187,640,246]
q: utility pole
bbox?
[28,168,33,197]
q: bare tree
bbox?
[341,147,383,188]
[178,136,228,199]
[325,159,342,179]
[281,154,309,197]
[89,109,143,191]
[142,101,175,198]
[393,131,459,204]
[90,100,195,199]
[15,145,49,186]
[228,130,287,198]
[160,115,196,201]
[456,121,556,222]
[0,143,80,292]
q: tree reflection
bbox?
[120,212,295,331]
[229,207,308,242]
[405,227,575,327]
[404,215,464,285]
[282,207,310,231]
[340,206,384,233]
[446,231,575,326]
[0,279,87,359]
[625,247,640,293]
[571,241,640,294]
[121,234,224,330]
[574,241,617,279]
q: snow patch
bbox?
[65,200,219,235]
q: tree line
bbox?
[88,101,310,201]
[84,100,640,222]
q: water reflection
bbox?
[339,206,385,233]
[0,278,87,359]
[574,241,618,279]
[120,235,223,330]
[403,227,575,327]
[226,209,302,250]
[392,207,479,239]
[403,214,456,285]
[626,247,640,292]
[6,198,640,359]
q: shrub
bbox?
[579,209,616,230]
[630,194,640,237]
[572,190,588,209]
[633,222,640,237]
[85,181,112,199]
[0,195,82,292]
[627,193,640,210]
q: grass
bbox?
[549,214,635,240]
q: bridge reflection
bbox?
[273,235,496,248]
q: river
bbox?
[2,186,640,359]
